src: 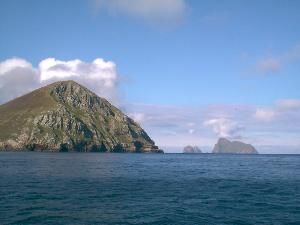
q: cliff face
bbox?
[0,81,162,153]
[212,138,258,154]
[183,145,202,153]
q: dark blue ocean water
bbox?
[0,153,300,225]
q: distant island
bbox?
[212,138,258,154]
[0,81,163,153]
[183,145,202,153]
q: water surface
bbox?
[0,152,299,224]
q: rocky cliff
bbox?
[212,138,258,154]
[183,145,202,153]
[0,80,162,153]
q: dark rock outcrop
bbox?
[183,145,202,153]
[212,138,258,154]
[0,80,163,153]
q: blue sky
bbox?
[0,0,300,152]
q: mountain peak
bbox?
[0,81,162,153]
[49,79,79,85]
[47,80,96,96]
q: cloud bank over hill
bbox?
[1,57,299,153]
[203,118,243,139]
[126,102,300,152]
[0,57,120,104]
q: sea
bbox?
[0,152,299,225]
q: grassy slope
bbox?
[0,85,58,140]
[0,80,156,151]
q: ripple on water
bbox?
[0,152,299,224]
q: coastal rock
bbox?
[212,138,258,154]
[0,80,163,153]
[183,145,202,153]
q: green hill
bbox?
[0,80,162,153]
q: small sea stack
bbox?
[212,138,258,154]
[183,145,202,153]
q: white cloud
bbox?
[256,57,281,74]
[0,58,40,103]
[94,0,187,24]
[0,58,34,75]
[276,99,300,110]
[187,122,195,127]
[0,57,120,104]
[128,112,145,124]
[127,103,300,152]
[203,118,243,138]
[254,108,276,122]
[188,129,195,134]
[39,58,119,103]
[253,44,300,75]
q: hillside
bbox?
[0,80,162,153]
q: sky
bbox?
[0,0,300,153]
